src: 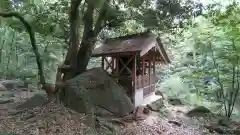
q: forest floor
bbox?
[0,88,238,135]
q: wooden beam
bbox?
[106,59,114,71]
[92,51,141,57]
[119,55,135,75]
[104,57,114,71]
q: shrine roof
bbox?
[92,31,170,63]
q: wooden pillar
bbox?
[111,57,115,71]
[116,54,119,74]
[101,56,104,70]
[132,54,136,103]
[148,53,151,93]
[144,60,147,74]
[153,50,156,92]
[142,56,145,88]
[113,57,116,70]
[153,48,156,70]
[115,54,120,82]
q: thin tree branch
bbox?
[0,12,46,86]
[229,39,240,116]
[209,41,227,114]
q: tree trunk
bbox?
[74,0,95,74]
[76,36,96,74]
[62,0,82,80]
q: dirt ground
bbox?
[0,90,213,135]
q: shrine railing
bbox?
[135,74,155,89]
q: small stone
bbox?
[143,107,150,114]
[168,120,182,127]
[168,98,183,105]
[0,84,7,91]
[56,128,60,132]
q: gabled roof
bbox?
[156,37,171,63]
[92,31,170,63]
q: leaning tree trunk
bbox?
[0,12,46,85]
[0,12,66,100]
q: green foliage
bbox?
[0,24,65,83]
[0,0,206,109]
[160,2,240,118]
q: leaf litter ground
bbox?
[0,91,212,135]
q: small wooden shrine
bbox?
[91,31,170,107]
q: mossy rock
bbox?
[2,92,15,98]
[0,98,14,104]
[0,80,24,90]
[186,106,211,117]
[16,93,47,110]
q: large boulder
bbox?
[61,68,134,117]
